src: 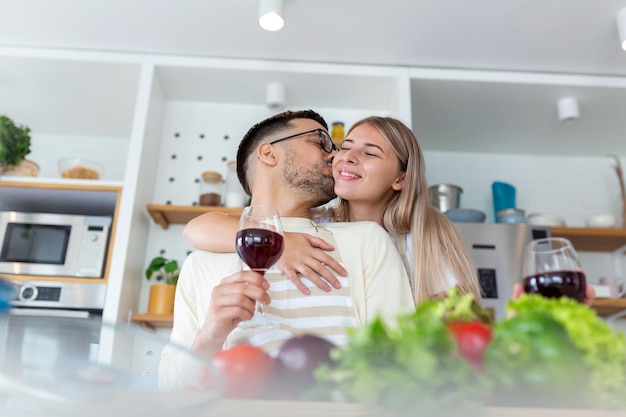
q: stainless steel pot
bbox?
[428,184,463,212]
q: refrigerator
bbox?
[453,223,551,321]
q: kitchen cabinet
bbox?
[0,178,122,283]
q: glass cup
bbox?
[522,237,586,302]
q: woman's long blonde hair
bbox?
[335,116,482,306]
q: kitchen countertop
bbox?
[205,400,625,417]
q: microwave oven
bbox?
[0,211,112,278]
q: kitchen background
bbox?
[21,87,626,320]
[2,1,626,339]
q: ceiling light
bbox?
[557,97,580,125]
[259,0,284,32]
[618,8,626,50]
[266,83,286,109]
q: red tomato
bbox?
[212,343,275,398]
[447,321,493,370]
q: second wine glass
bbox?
[235,205,284,329]
[522,237,586,302]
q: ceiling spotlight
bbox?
[266,83,286,109]
[557,97,580,125]
[617,8,626,50]
[259,0,284,32]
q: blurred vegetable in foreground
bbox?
[484,310,587,408]
[506,294,626,410]
[311,289,626,414]
[313,288,492,416]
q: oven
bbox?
[0,276,103,411]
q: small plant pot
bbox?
[1,158,39,177]
[147,284,176,315]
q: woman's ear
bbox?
[392,172,406,191]
[257,142,278,166]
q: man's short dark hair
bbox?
[236,109,328,196]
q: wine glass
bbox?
[235,205,284,329]
[522,237,586,302]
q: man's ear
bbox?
[257,142,278,167]
[392,172,406,191]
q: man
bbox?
[159,110,415,389]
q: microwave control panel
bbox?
[76,223,110,277]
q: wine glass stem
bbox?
[252,268,266,316]
[255,301,265,316]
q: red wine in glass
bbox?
[235,205,284,329]
[523,270,586,302]
[522,237,586,303]
[235,228,284,274]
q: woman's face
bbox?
[332,123,405,205]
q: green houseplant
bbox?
[145,256,180,315]
[0,114,33,174]
[145,256,180,285]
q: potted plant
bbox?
[145,256,180,315]
[0,114,38,176]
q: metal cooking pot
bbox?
[428,184,463,212]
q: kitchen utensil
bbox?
[444,208,486,223]
[492,182,516,222]
[428,184,463,212]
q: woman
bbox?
[183,115,483,305]
[331,116,480,303]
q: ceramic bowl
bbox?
[444,208,486,223]
[58,157,104,180]
[527,212,566,227]
[585,214,616,228]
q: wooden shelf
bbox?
[146,204,243,229]
[131,312,174,329]
[550,227,626,252]
[145,206,626,252]
[589,298,626,318]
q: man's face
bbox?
[272,118,336,206]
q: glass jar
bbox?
[224,160,247,207]
[199,171,222,206]
[331,121,345,148]
[497,208,527,224]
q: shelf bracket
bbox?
[149,210,169,230]
[611,243,626,278]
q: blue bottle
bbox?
[492,182,516,222]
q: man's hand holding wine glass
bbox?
[191,269,271,358]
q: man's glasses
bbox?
[269,129,338,153]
